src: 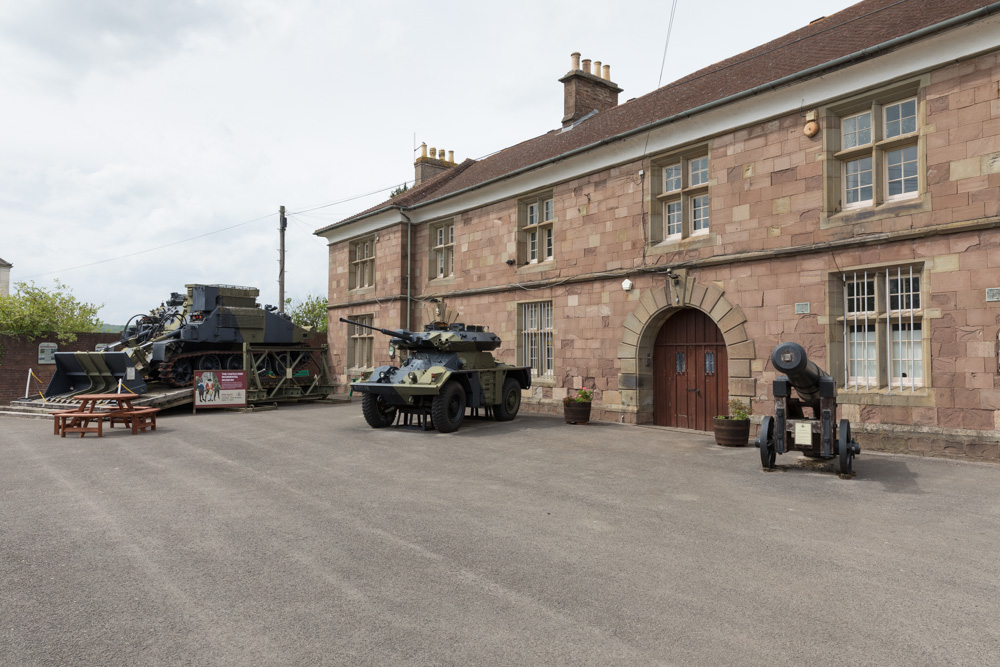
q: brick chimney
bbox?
[559,52,622,127]
[414,143,457,186]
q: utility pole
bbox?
[278,205,287,313]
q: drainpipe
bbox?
[398,208,412,329]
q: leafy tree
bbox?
[0,280,104,342]
[284,294,328,332]
[390,183,409,198]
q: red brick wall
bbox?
[0,333,122,406]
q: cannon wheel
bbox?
[758,415,776,469]
[838,419,854,475]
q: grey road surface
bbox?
[2,404,999,666]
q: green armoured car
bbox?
[341,318,532,433]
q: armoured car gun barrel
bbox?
[771,341,830,403]
[339,318,416,344]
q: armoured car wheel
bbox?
[362,393,397,428]
[170,358,194,385]
[432,381,466,433]
[224,355,243,370]
[493,378,521,421]
[198,354,222,370]
[758,415,776,470]
[838,419,854,475]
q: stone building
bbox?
[316,0,1000,460]
[0,257,11,297]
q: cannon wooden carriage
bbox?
[756,342,860,474]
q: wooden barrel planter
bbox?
[713,417,750,447]
[563,400,592,425]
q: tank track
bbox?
[157,350,243,387]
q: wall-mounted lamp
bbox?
[665,268,682,304]
[621,277,633,291]
[505,259,516,266]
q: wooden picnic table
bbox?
[53,393,159,438]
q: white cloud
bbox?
[0,0,859,323]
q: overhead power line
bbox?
[20,212,276,280]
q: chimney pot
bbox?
[559,54,623,127]
[414,142,457,185]
[570,52,581,70]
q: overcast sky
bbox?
[0,0,858,325]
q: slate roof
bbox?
[319,0,997,233]
[0,257,11,268]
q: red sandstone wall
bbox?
[323,50,1000,459]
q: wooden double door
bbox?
[653,309,728,431]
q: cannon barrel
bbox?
[772,342,829,402]
[339,317,415,343]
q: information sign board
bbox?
[38,342,58,364]
[193,370,247,412]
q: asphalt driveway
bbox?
[2,404,999,666]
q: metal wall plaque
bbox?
[794,421,813,445]
[986,288,1000,302]
[795,302,811,314]
[38,343,57,364]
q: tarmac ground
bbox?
[2,403,999,666]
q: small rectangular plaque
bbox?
[795,302,811,314]
[38,342,58,364]
[794,421,813,445]
[986,288,1000,302]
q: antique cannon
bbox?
[756,342,860,474]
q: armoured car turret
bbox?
[341,318,531,433]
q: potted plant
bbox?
[713,398,751,447]
[563,387,594,424]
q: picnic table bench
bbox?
[53,394,159,438]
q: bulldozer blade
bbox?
[44,351,148,398]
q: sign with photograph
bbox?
[193,370,247,411]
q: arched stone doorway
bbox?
[653,309,728,431]
[617,272,756,426]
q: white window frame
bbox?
[520,193,555,264]
[884,145,918,202]
[834,94,920,211]
[653,151,710,243]
[347,314,374,370]
[843,156,874,209]
[839,265,924,392]
[430,220,455,279]
[519,301,554,378]
[350,237,375,290]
